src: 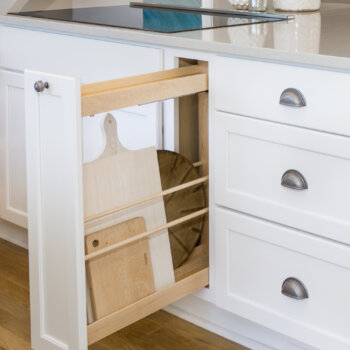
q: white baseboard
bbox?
[165,295,316,350]
[0,219,28,249]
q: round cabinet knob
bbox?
[281,169,308,190]
[281,277,309,300]
[279,88,306,108]
[34,81,49,93]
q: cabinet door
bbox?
[0,70,27,228]
[25,70,87,350]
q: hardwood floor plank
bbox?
[0,277,29,306]
[0,292,30,323]
[0,260,29,291]
[0,325,31,350]
[166,314,248,350]
[0,307,31,343]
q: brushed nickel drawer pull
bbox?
[280,88,306,107]
[281,170,308,190]
[282,277,309,300]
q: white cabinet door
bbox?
[25,70,87,350]
[0,70,27,228]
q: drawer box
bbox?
[216,207,350,350]
[214,111,350,244]
[25,64,209,348]
[215,56,350,137]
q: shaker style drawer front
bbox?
[214,112,350,244]
[215,56,350,137]
[215,208,350,350]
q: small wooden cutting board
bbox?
[85,217,155,320]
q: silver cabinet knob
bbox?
[34,80,49,93]
[281,170,308,190]
[282,277,309,300]
[280,88,306,107]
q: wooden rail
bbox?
[84,175,209,224]
[81,65,208,116]
[85,208,208,262]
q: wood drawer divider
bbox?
[81,65,208,116]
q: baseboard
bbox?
[165,295,317,350]
[0,219,28,249]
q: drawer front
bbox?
[214,111,350,244]
[215,56,350,137]
[216,208,350,350]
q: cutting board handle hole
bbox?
[92,240,99,248]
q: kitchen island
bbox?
[1,1,350,350]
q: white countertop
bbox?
[1,0,350,71]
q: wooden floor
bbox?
[0,238,248,350]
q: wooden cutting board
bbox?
[83,114,175,294]
[157,150,206,269]
[85,217,155,320]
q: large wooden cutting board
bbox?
[84,114,175,293]
[85,217,155,320]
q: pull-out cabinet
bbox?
[25,63,209,350]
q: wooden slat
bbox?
[82,65,206,95]
[85,208,209,262]
[85,176,209,224]
[87,267,209,345]
[81,65,208,116]
[198,91,210,255]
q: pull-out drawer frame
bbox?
[25,63,209,350]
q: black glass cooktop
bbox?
[9,5,284,33]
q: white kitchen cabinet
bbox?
[0,26,165,227]
[215,207,350,350]
[0,70,27,228]
[213,54,350,350]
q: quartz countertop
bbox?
[1,0,350,71]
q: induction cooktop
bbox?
[9,3,288,33]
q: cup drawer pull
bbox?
[281,277,309,300]
[280,88,306,108]
[281,170,308,190]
